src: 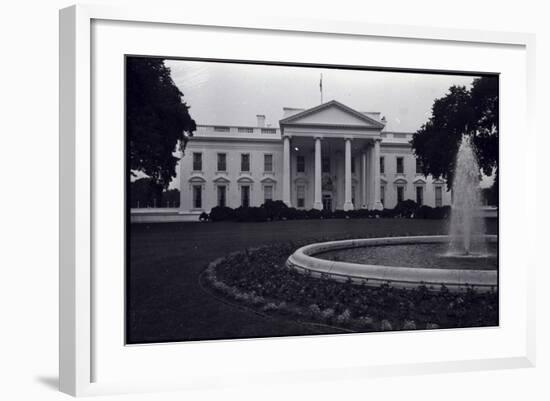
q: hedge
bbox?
[205,200,451,222]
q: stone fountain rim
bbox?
[286,235,498,292]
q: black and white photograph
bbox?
[126,57,500,344]
[126,56,499,344]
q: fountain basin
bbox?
[286,235,498,292]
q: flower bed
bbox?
[202,240,499,332]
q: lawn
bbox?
[128,218,497,344]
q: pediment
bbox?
[260,176,277,184]
[393,177,408,185]
[280,100,385,128]
[213,176,231,184]
[237,176,254,183]
[413,177,427,185]
[188,174,206,183]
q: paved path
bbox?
[128,218,497,343]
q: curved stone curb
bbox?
[286,235,498,292]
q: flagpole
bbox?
[320,73,323,104]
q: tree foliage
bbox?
[411,76,498,190]
[129,177,163,208]
[127,57,196,190]
[129,178,180,208]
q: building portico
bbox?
[280,100,385,210]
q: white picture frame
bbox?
[59,4,536,397]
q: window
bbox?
[241,185,250,207]
[435,186,443,207]
[192,185,202,209]
[264,185,273,202]
[397,186,405,203]
[217,153,226,171]
[297,155,305,173]
[217,186,226,207]
[214,126,230,132]
[264,154,273,172]
[261,128,276,134]
[297,185,305,208]
[322,157,331,173]
[416,186,424,205]
[415,158,423,175]
[351,157,356,174]
[192,152,202,171]
[380,157,385,174]
[380,185,385,207]
[241,154,250,172]
[238,127,253,133]
[396,157,404,174]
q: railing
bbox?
[195,125,281,137]
[131,200,180,209]
[381,132,413,141]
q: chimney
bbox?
[256,114,266,127]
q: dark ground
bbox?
[128,218,497,344]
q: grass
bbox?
[128,218,497,344]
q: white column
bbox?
[361,150,367,208]
[313,137,323,210]
[179,153,186,213]
[282,135,291,206]
[343,138,354,211]
[367,145,374,210]
[373,138,383,210]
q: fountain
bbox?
[286,134,497,292]
[447,135,488,257]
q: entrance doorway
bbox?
[322,194,333,211]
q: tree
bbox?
[411,76,498,191]
[126,57,196,191]
[129,178,181,208]
[129,178,162,208]
[162,188,180,208]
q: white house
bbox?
[179,100,451,215]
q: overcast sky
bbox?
[163,59,488,189]
[165,59,480,132]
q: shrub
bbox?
[208,200,450,222]
[336,309,352,325]
[260,200,289,220]
[320,209,333,219]
[209,206,235,222]
[282,207,301,220]
[380,319,393,331]
[306,209,322,220]
[393,200,418,218]
[358,316,374,328]
[415,205,433,219]
[333,209,346,219]
[308,304,322,317]
[402,320,417,330]
[321,308,335,323]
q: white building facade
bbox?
[179,100,451,214]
